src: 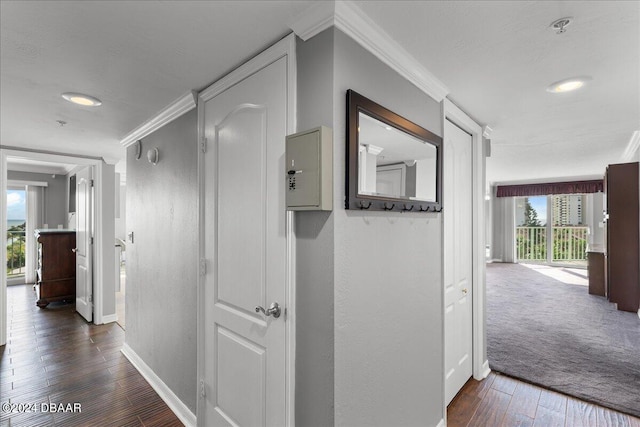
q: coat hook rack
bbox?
[383,203,395,211]
[402,204,414,211]
[359,200,372,209]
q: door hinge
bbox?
[88,295,93,303]
[200,258,207,276]
[91,237,94,245]
[201,138,208,153]
[90,179,94,187]
[200,378,206,398]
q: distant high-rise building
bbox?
[516,199,526,226]
[552,195,583,226]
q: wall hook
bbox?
[419,206,429,212]
[402,204,414,211]
[359,200,372,210]
[383,203,395,211]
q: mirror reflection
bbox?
[358,112,437,201]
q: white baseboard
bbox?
[100,313,118,324]
[121,343,196,427]
[481,360,491,378]
[474,360,491,381]
[436,418,445,427]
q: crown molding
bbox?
[334,1,449,102]
[366,144,384,155]
[620,130,640,162]
[289,1,335,41]
[289,1,450,102]
[120,91,197,148]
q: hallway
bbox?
[0,284,181,426]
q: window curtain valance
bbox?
[496,180,603,198]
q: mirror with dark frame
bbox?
[346,89,443,212]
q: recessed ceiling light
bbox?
[61,92,102,106]
[546,77,592,93]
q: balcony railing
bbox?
[6,230,26,277]
[552,227,589,262]
[516,226,589,263]
[516,227,547,261]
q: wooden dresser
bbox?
[35,230,76,308]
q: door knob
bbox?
[462,288,468,294]
[255,302,281,319]
[71,248,77,253]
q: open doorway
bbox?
[1,150,120,348]
[5,160,78,308]
[487,188,639,418]
[6,170,68,293]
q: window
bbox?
[515,194,588,265]
[6,189,26,276]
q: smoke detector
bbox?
[550,17,573,34]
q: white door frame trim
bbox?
[195,33,297,426]
[0,148,109,346]
[441,99,490,412]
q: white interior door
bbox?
[75,167,93,322]
[202,56,288,426]
[444,119,473,405]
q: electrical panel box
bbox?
[286,126,333,211]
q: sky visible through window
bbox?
[7,190,26,224]
[528,196,547,225]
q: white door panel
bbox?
[75,167,93,322]
[444,119,473,405]
[203,57,287,427]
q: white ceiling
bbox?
[0,0,316,163]
[355,1,640,184]
[2,1,638,185]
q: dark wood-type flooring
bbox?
[1,284,182,426]
[448,371,640,427]
[6,282,640,427]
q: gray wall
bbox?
[125,110,198,413]
[332,29,443,427]
[7,170,67,228]
[296,28,445,427]
[295,29,336,427]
